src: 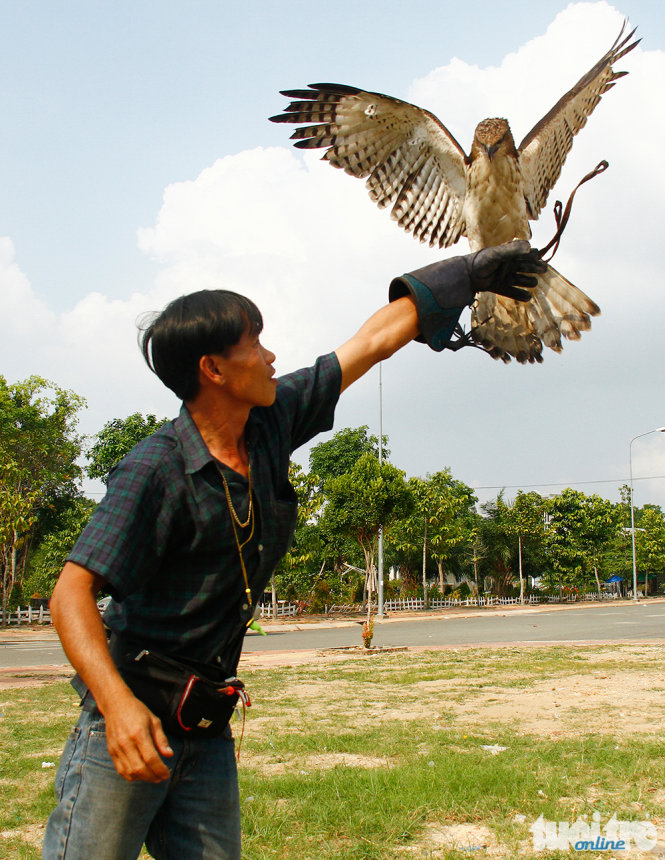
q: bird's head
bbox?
[472,118,516,161]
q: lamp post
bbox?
[629,427,665,601]
[377,362,384,618]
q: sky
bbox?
[1,0,664,511]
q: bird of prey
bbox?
[270,24,639,363]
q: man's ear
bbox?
[199,354,225,386]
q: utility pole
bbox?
[377,362,384,617]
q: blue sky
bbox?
[2,0,664,509]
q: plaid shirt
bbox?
[69,353,341,669]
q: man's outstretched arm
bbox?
[335,295,419,393]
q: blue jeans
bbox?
[42,706,241,860]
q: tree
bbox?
[321,453,409,610]
[273,462,325,601]
[392,470,476,604]
[23,497,97,599]
[0,375,85,623]
[309,426,388,487]
[464,522,485,595]
[504,491,546,602]
[544,489,620,595]
[635,506,665,595]
[421,471,477,597]
[0,461,40,618]
[87,413,168,484]
[308,426,389,597]
[478,494,517,597]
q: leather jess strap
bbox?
[538,160,609,263]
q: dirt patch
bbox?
[0,666,73,690]
[398,822,504,857]
[239,645,665,741]
[455,668,665,737]
[243,751,394,774]
[0,822,46,848]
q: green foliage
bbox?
[24,497,97,598]
[0,375,86,622]
[273,462,325,598]
[544,489,621,592]
[306,428,398,604]
[322,454,409,582]
[478,493,518,595]
[87,412,168,484]
[392,470,477,598]
[271,429,665,603]
[309,425,388,487]
[0,375,85,500]
[635,506,665,591]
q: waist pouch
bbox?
[109,637,250,738]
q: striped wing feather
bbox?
[270,84,468,248]
[519,23,639,219]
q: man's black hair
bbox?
[140,290,263,402]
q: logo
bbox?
[530,812,657,852]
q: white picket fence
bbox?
[257,601,300,618]
[325,593,618,614]
[5,605,52,625]
[383,595,542,611]
[325,596,539,614]
[0,591,622,627]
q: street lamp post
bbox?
[629,427,665,601]
[377,362,384,618]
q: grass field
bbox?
[1,644,664,858]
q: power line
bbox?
[84,474,665,498]
[472,475,665,492]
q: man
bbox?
[43,242,544,859]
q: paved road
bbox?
[242,601,665,652]
[0,639,68,669]
[2,602,664,668]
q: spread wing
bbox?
[270,84,468,248]
[519,22,639,220]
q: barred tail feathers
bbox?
[471,263,600,363]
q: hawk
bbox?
[270,24,639,363]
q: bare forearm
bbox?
[335,296,419,392]
[51,562,134,715]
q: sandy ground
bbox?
[236,641,665,740]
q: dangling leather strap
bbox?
[538,160,609,262]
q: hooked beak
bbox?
[486,143,499,161]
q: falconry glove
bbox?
[389,240,547,352]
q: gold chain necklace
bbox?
[219,462,254,611]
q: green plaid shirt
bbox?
[69,353,341,669]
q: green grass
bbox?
[1,645,663,858]
[0,683,79,859]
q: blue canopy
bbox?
[605,575,623,583]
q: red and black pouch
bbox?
[109,636,250,738]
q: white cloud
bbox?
[0,241,180,446]
[136,145,429,372]
[0,238,55,339]
[2,1,664,511]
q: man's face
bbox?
[214,329,277,409]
